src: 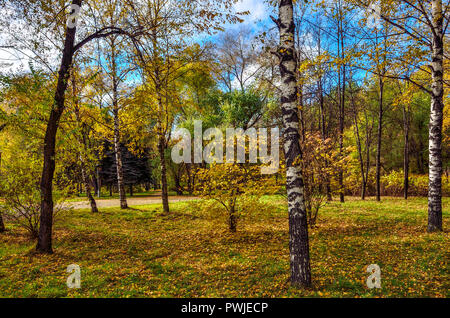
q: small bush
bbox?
[0,157,69,239]
[194,163,280,232]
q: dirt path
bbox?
[69,193,198,210]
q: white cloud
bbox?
[231,63,261,90]
[234,0,269,23]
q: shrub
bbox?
[299,133,352,226]
[0,157,68,239]
[194,163,280,232]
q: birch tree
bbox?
[355,0,449,231]
[271,0,312,288]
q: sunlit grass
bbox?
[0,196,448,297]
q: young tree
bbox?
[36,0,82,253]
[130,0,243,213]
[105,35,131,209]
[271,0,312,288]
[315,0,357,202]
[393,80,414,199]
[349,80,374,199]
[336,0,348,203]
[366,23,391,201]
[300,133,342,226]
[69,71,99,213]
[297,6,334,200]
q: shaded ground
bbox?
[0,196,448,297]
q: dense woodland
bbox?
[0,0,448,292]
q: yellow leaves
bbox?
[194,162,281,221]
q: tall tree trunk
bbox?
[402,103,410,200]
[364,110,372,198]
[337,6,346,203]
[272,0,311,288]
[186,163,193,195]
[0,213,5,232]
[73,76,98,213]
[404,131,409,199]
[229,202,237,232]
[113,114,127,209]
[376,76,384,201]
[174,166,183,195]
[428,0,444,232]
[158,135,170,213]
[96,167,101,198]
[349,82,367,199]
[339,83,346,202]
[353,108,366,199]
[150,27,170,214]
[80,158,98,213]
[155,72,170,212]
[375,27,388,202]
[318,57,332,201]
[111,42,128,210]
[320,82,332,201]
[36,0,82,253]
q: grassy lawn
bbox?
[0,196,448,298]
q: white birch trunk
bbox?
[428,0,444,232]
[273,0,311,288]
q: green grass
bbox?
[0,196,448,298]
